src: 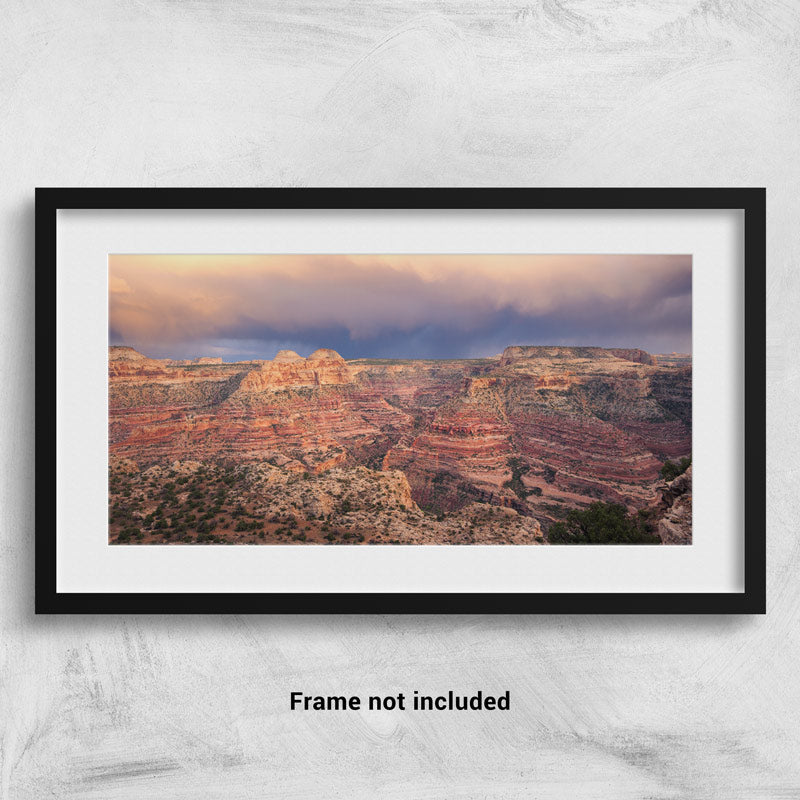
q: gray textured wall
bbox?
[1,1,796,797]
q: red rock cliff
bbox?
[109,345,691,528]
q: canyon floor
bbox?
[108,345,692,545]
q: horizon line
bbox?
[108,343,693,363]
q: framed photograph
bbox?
[36,188,765,614]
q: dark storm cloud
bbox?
[109,254,691,360]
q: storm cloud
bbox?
[108,254,691,361]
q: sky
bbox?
[108,254,692,361]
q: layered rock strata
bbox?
[109,345,692,542]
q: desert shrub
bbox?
[548,502,660,545]
[503,457,533,500]
[660,456,691,482]
[117,526,140,543]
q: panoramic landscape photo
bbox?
[108,253,692,546]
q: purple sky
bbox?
[109,253,692,361]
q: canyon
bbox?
[108,344,692,545]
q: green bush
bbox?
[117,526,141,543]
[660,456,691,482]
[548,502,660,545]
[503,457,535,500]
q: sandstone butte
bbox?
[108,344,692,544]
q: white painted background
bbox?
[1,1,796,797]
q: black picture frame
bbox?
[35,187,766,614]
